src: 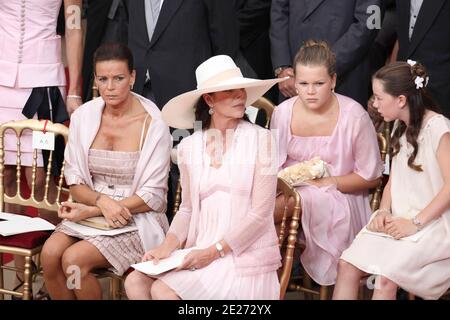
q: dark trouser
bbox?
[142,80,178,223]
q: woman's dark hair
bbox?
[93,42,134,74]
[373,61,440,171]
[293,40,336,76]
[195,94,250,130]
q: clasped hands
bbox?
[367,211,418,240]
[58,194,131,228]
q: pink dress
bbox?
[159,149,280,299]
[56,149,169,276]
[271,94,383,285]
[0,0,66,166]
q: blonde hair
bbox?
[293,40,336,76]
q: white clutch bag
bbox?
[278,157,330,186]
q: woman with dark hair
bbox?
[124,55,285,300]
[40,42,171,300]
[333,61,450,300]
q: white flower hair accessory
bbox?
[414,75,429,90]
[407,59,417,66]
[414,76,424,89]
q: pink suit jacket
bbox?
[0,0,66,88]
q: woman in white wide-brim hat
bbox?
[125,55,286,300]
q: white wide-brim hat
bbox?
[161,55,287,129]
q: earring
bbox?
[130,84,134,90]
[295,89,299,95]
[208,107,214,115]
[331,87,335,92]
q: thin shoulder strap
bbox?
[139,114,150,150]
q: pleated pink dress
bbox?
[271,94,383,286]
[159,151,280,299]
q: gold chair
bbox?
[285,122,393,300]
[370,121,391,211]
[277,177,301,300]
[0,119,69,300]
[250,97,276,129]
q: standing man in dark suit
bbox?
[396,0,450,117]
[270,0,381,106]
[127,0,239,109]
[235,0,272,80]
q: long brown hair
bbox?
[373,62,440,171]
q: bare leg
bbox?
[332,259,367,300]
[41,232,79,300]
[372,276,398,300]
[151,279,181,300]
[61,240,111,300]
[124,270,155,300]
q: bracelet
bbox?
[67,95,82,99]
[412,215,423,231]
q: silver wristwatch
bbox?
[215,242,225,258]
[274,66,290,77]
[412,216,423,231]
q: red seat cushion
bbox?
[0,231,52,249]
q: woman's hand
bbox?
[58,201,97,222]
[176,247,218,271]
[367,211,391,233]
[141,244,175,264]
[384,216,418,239]
[96,194,132,228]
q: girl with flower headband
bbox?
[333,61,450,300]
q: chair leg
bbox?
[0,254,4,300]
[303,273,313,300]
[110,277,121,300]
[23,255,33,300]
[319,286,329,300]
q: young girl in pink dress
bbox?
[334,61,450,300]
[270,40,383,286]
